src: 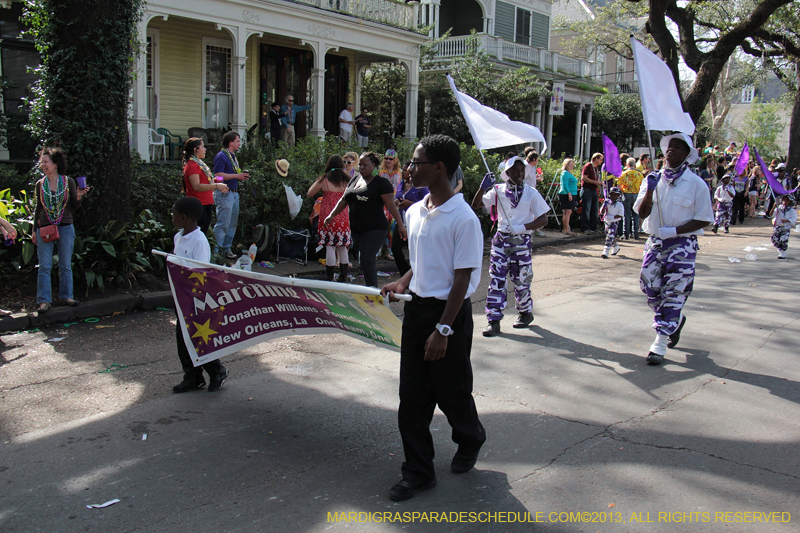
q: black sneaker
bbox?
[388,478,437,501]
[451,446,482,474]
[712,225,718,234]
[482,321,500,337]
[208,367,229,392]
[173,377,206,393]
[667,315,686,349]
[646,352,664,365]
[724,227,729,233]
[512,312,534,328]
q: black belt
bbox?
[410,292,443,304]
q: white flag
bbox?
[447,74,546,153]
[630,37,695,135]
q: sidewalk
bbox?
[0,228,603,333]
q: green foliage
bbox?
[420,31,546,145]
[592,93,646,152]
[70,209,172,296]
[129,152,183,223]
[0,186,35,274]
[22,0,144,225]
[737,97,786,159]
[360,63,407,140]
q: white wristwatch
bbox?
[435,323,454,336]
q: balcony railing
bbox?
[289,0,419,30]
[607,80,639,94]
[434,33,597,80]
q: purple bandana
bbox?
[505,183,524,208]
[662,162,689,185]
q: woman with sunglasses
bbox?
[324,152,407,288]
[343,152,359,178]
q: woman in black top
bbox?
[325,152,407,287]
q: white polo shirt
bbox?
[339,109,353,133]
[481,183,550,235]
[406,193,483,300]
[634,169,714,237]
[173,228,211,262]
[604,200,624,222]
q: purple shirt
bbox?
[395,183,428,206]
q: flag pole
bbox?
[646,130,664,228]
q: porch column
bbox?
[574,104,584,159]
[130,16,151,161]
[584,104,593,159]
[532,101,542,153]
[433,0,441,38]
[354,62,368,113]
[403,59,419,139]
[545,111,553,157]
[231,51,248,137]
[302,39,329,138]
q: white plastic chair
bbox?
[148,128,166,162]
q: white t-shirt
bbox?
[339,109,353,133]
[524,164,539,188]
[773,205,798,228]
[714,184,735,203]
[603,200,624,222]
[173,228,211,262]
[634,168,714,237]
[481,183,550,235]
[406,193,483,300]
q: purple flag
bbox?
[733,142,750,176]
[601,134,622,177]
[752,147,799,197]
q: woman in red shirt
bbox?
[183,138,229,233]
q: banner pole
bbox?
[646,130,664,228]
[478,149,512,223]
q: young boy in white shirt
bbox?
[171,197,229,393]
[601,186,624,258]
[712,174,735,234]
[772,195,797,259]
[471,156,550,337]
[381,135,485,502]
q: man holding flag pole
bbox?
[630,37,713,365]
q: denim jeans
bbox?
[353,229,385,288]
[36,224,76,303]
[581,188,599,231]
[213,190,239,253]
[623,192,640,238]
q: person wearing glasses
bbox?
[380,134,485,501]
[324,152,406,287]
[279,95,313,148]
[343,152,359,178]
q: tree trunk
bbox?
[787,73,800,170]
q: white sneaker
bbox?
[778,249,786,259]
[612,244,620,256]
[648,333,669,356]
[601,247,610,258]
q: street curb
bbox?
[0,291,175,334]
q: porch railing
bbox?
[289,0,418,30]
[607,80,639,94]
[433,33,597,81]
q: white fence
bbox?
[291,0,417,29]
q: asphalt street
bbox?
[1,219,798,532]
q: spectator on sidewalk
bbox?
[617,157,643,240]
[280,95,313,148]
[580,153,604,233]
[213,131,249,259]
[557,158,578,236]
[338,103,355,142]
[354,108,371,148]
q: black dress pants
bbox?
[398,296,486,483]
[176,319,222,380]
[391,223,410,276]
[732,192,746,224]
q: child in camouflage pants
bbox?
[772,195,797,259]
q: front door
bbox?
[259,44,313,139]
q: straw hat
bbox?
[275,159,290,177]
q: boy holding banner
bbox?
[171,197,229,393]
[381,134,485,501]
[634,134,713,366]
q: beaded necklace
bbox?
[40,174,69,225]
[189,156,214,182]
[222,148,240,174]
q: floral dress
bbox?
[317,180,352,247]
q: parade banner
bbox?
[165,254,403,367]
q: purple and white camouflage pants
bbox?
[640,235,698,336]
[604,220,619,247]
[486,232,533,322]
[714,201,732,228]
[772,225,790,251]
